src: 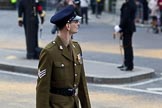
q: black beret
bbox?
[50,5,81,28]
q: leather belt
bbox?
[51,87,77,96]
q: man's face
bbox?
[69,20,80,34]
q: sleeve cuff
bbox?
[18,17,23,21]
[40,11,46,17]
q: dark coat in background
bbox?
[119,0,137,70]
[139,0,149,22]
[18,0,44,59]
[119,0,136,33]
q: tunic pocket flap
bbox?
[54,62,65,68]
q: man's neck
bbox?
[58,31,72,47]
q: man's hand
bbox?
[18,20,23,27]
[40,17,44,24]
[18,17,23,27]
[114,25,121,33]
[113,25,123,39]
[40,10,46,24]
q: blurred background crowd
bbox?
[0,0,162,34]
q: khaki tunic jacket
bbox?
[36,36,91,108]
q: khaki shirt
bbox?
[36,36,91,108]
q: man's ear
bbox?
[66,23,71,31]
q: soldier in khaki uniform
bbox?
[36,5,91,108]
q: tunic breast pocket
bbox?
[53,62,70,80]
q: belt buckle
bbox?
[67,88,74,96]
[67,88,78,96]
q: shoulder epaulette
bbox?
[45,41,56,49]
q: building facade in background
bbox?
[0,0,13,9]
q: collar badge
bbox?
[59,45,63,50]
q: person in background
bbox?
[135,0,143,23]
[148,0,159,33]
[39,0,46,10]
[90,0,96,14]
[51,0,81,34]
[99,0,104,15]
[73,0,81,16]
[10,0,17,10]
[96,0,104,16]
[157,0,162,31]
[116,0,137,71]
[18,0,45,59]
[51,0,74,34]
[139,0,149,24]
[56,0,72,11]
[80,0,90,24]
[36,5,91,108]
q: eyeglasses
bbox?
[70,20,80,23]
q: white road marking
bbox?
[147,88,162,91]
[120,77,162,87]
[1,70,162,95]
[90,84,162,95]
[0,70,37,78]
[0,49,25,53]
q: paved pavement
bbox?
[0,10,155,84]
[0,48,154,84]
